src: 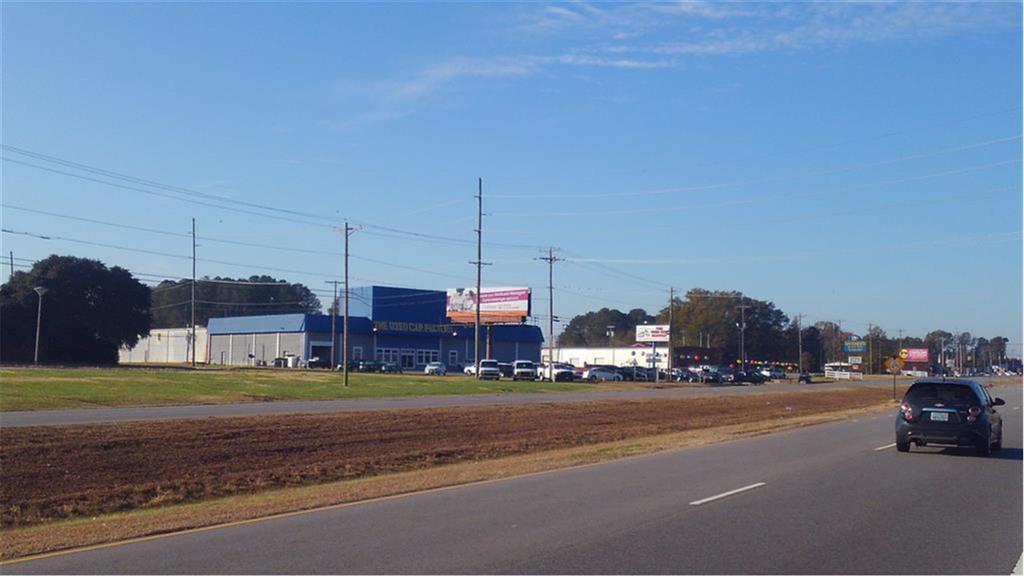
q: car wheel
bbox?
[896,440,910,452]
[976,432,993,456]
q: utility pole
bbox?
[325,280,339,369]
[796,314,804,374]
[736,302,751,371]
[469,178,491,379]
[191,217,197,367]
[867,323,873,375]
[668,287,675,377]
[537,247,562,382]
[8,251,13,278]
[343,222,356,387]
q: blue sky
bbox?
[2,2,1021,352]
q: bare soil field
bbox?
[1,386,896,530]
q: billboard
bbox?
[900,348,929,363]
[843,339,868,353]
[446,287,531,324]
[848,356,863,365]
[636,325,670,343]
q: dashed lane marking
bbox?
[689,483,766,506]
[874,442,897,451]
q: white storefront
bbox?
[542,344,667,369]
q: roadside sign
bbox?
[848,356,863,365]
[885,357,904,374]
[899,348,929,362]
[635,325,670,343]
[843,340,868,353]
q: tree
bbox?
[659,289,789,364]
[0,255,151,364]
[150,275,320,328]
[557,307,653,347]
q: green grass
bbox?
[0,367,597,411]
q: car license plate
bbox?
[930,412,949,422]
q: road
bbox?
[1,376,918,427]
[6,382,1020,574]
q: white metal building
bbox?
[119,327,208,364]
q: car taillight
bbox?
[900,402,914,421]
[967,405,981,423]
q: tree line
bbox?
[557,288,1016,373]
[1,255,320,364]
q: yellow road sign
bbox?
[886,357,905,374]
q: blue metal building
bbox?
[207,285,543,369]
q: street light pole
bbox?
[33,286,48,364]
[736,302,750,371]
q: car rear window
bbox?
[904,384,980,406]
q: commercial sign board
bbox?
[446,287,531,324]
[848,356,863,365]
[843,339,868,353]
[899,348,929,363]
[635,324,670,343]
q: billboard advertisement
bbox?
[843,339,868,353]
[636,325,670,343]
[446,287,531,324]
[900,348,929,363]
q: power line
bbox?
[1,149,547,251]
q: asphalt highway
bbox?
[1,376,924,427]
[7,381,1020,574]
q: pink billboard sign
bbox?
[902,348,929,363]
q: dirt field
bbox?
[1,387,897,529]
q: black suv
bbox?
[895,379,1004,455]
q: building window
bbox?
[449,350,458,365]
[353,347,363,361]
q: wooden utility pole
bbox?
[469,178,491,378]
[667,287,674,377]
[191,217,197,367]
[538,248,562,382]
[343,222,353,387]
[796,314,804,374]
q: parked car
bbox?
[798,372,812,384]
[307,356,330,369]
[424,361,446,376]
[758,367,786,380]
[538,362,576,381]
[513,360,538,381]
[381,362,401,374]
[498,363,515,378]
[358,360,383,373]
[477,359,502,380]
[729,370,767,385]
[583,367,623,382]
[895,378,1004,455]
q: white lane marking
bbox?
[1013,406,1020,411]
[1013,550,1023,574]
[874,442,897,451]
[689,482,766,506]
